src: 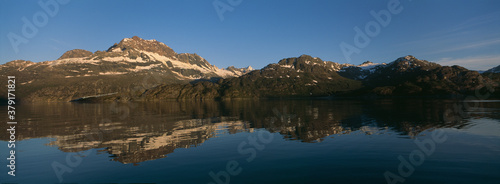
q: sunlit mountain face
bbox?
[0,36,253,102]
[2,39,499,102]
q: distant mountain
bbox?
[58,49,93,59]
[485,65,500,74]
[337,55,496,96]
[141,55,497,100]
[361,56,497,96]
[482,65,500,96]
[141,55,363,100]
[225,65,254,76]
[0,36,252,102]
[338,61,386,80]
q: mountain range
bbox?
[0,36,252,101]
[1,36,499,102]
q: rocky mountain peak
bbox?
[390,55,440,71]
[131,35,144,41]
[404,55,415,60]
[277,54,324,66]
[274,55,354,72]
[338,55,443,80]
[107,36,177,57]
[58,49,93,60]
[4,60,34,67]
[361,61,373,65]
[358,61,384,68]
[225,66,254,74]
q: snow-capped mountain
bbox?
[142,54,496,100]
[338,61,386,80]
[1,40,497,102]
[357,55,496,95]
[35,36,252,79]
[0,36,252,101]
[272,54,354,72]
[143,55,364,99]
[338,55,442,80]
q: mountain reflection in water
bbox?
[2,99,499,165]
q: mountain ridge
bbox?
[140,54,499,100]
[0,36,253,102]
[1,36,499,102]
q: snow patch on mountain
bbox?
[99,71,128,75]
[130,63,163,72]
[338,61,387,80]
[141,50,213,72]
[45,57,99,66]
[170,70,202,80]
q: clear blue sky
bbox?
[1,0,499,70]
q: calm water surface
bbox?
[1,99,499,184]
